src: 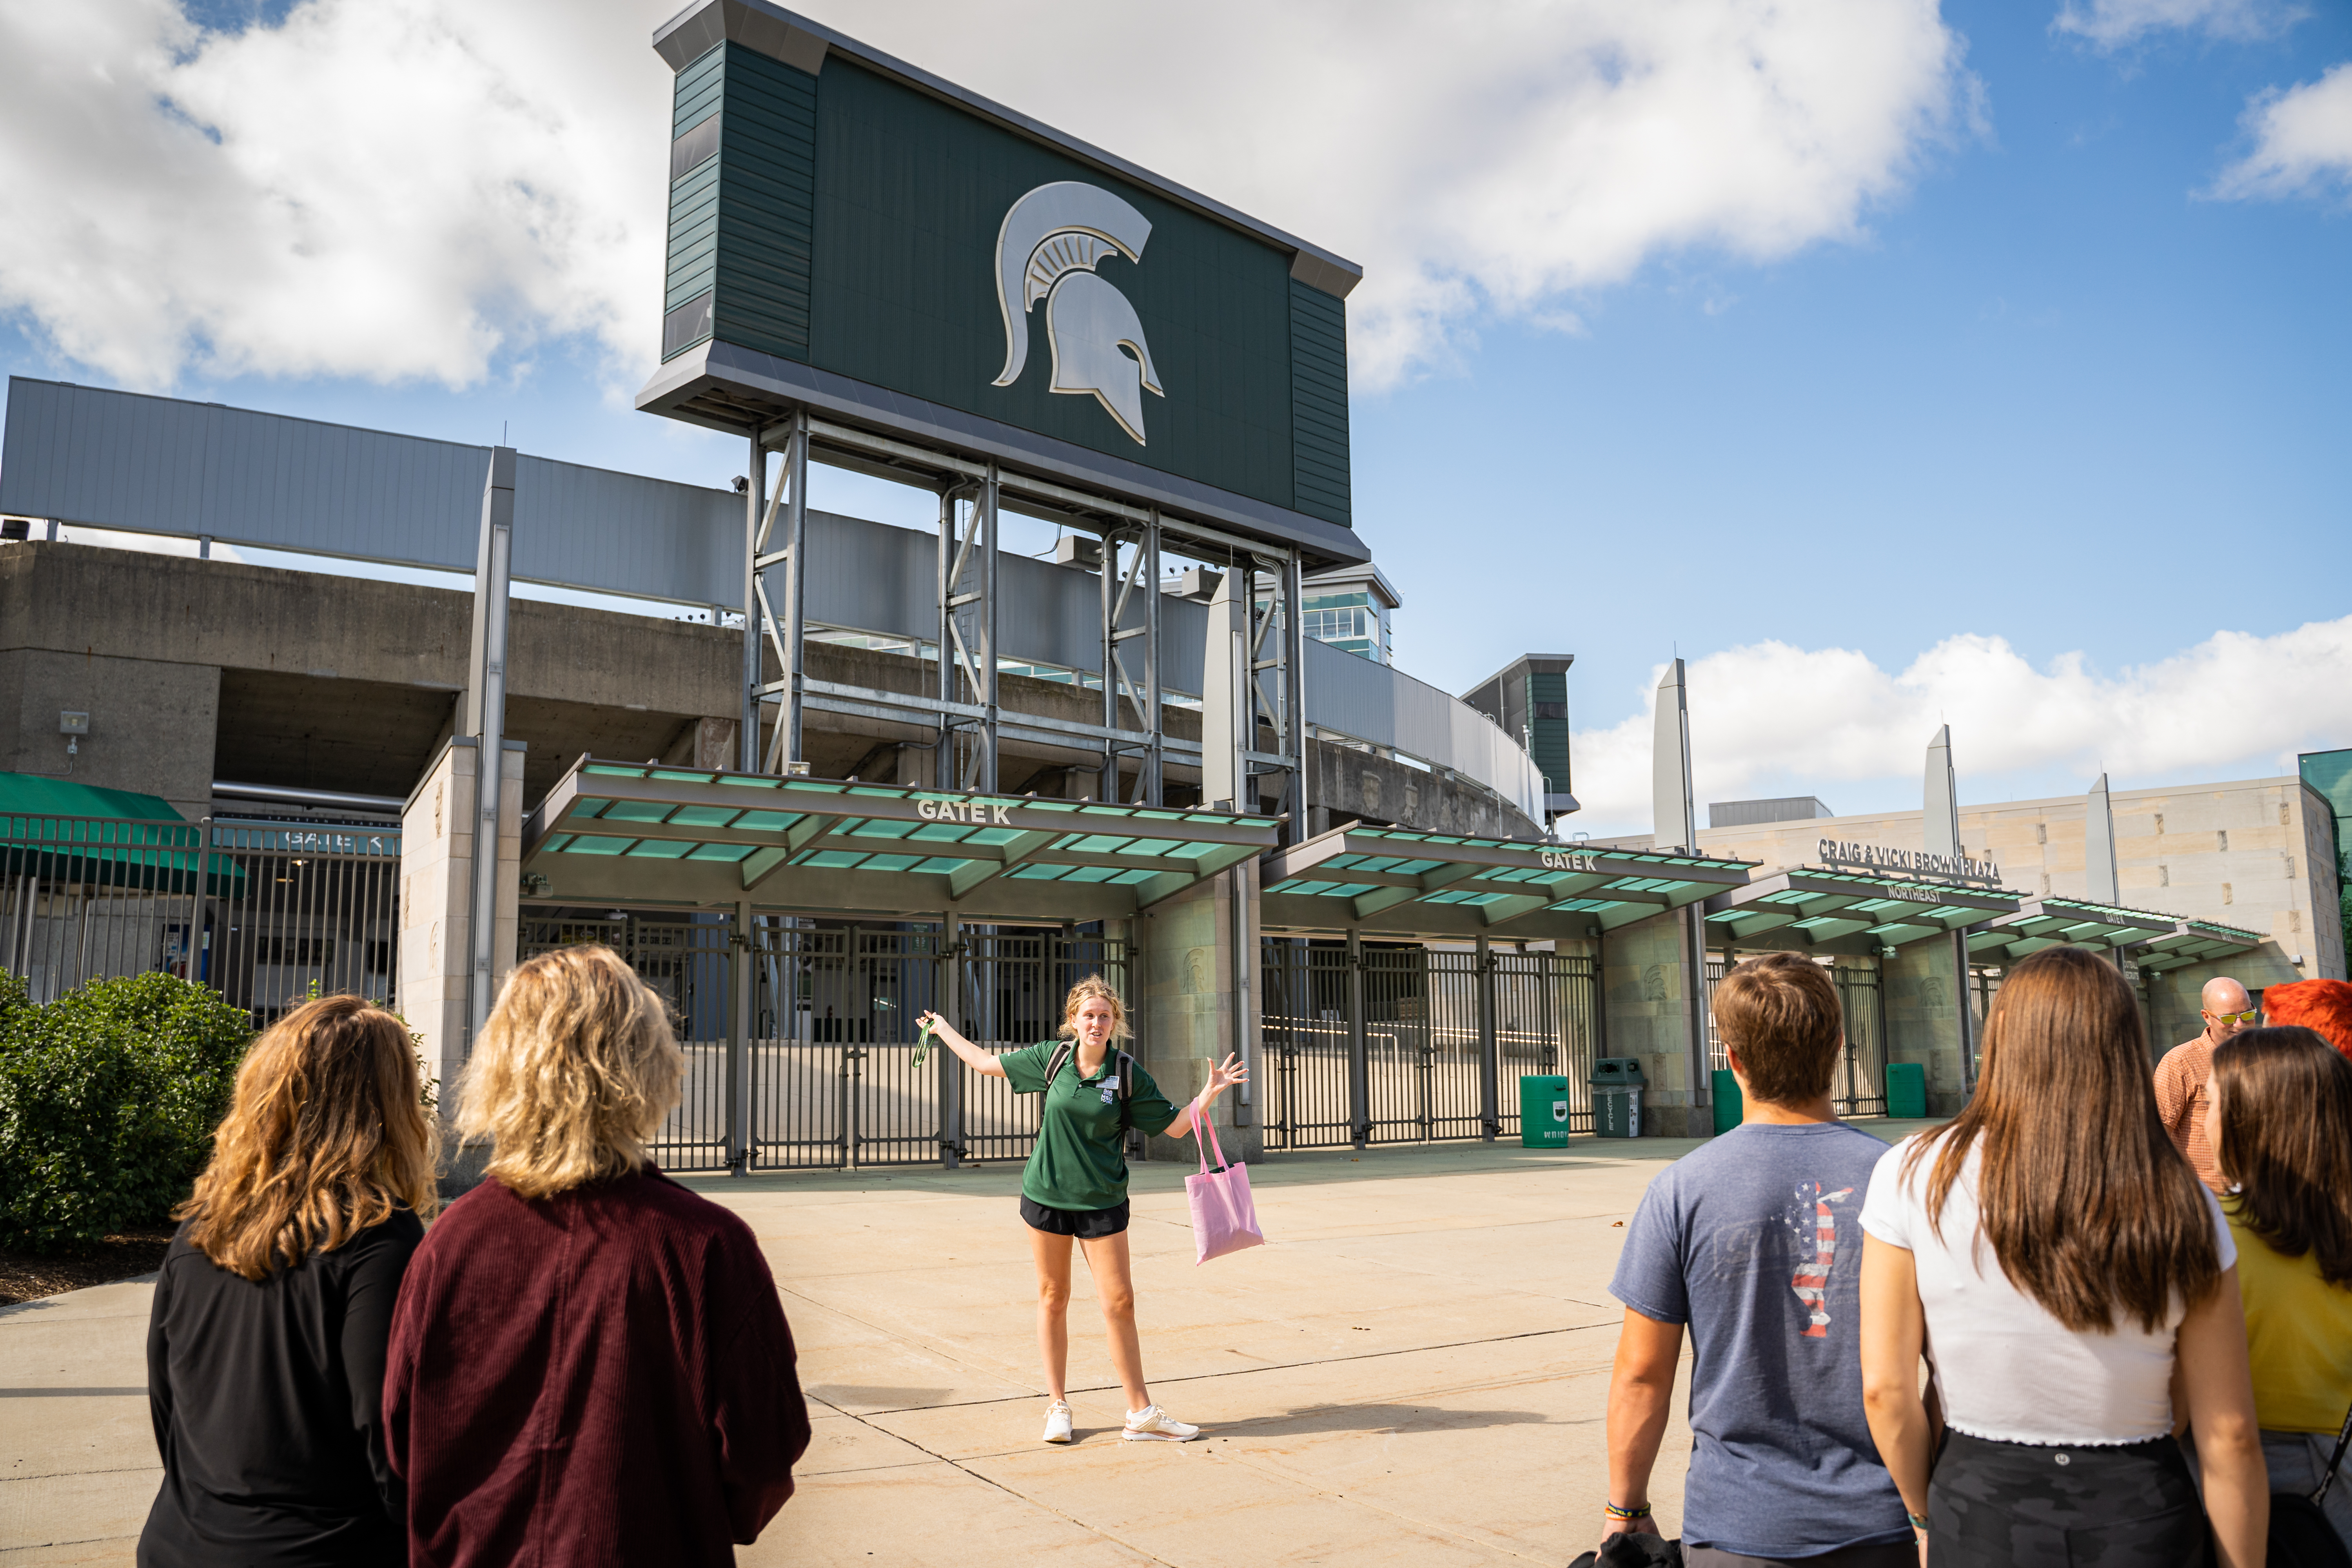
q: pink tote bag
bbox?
[1185,1098,1265,1265]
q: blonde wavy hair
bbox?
[178,994,439,1281]
[457,944,684,1200]
[1056,973,1133,1042]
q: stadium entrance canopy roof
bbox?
[520,758,1278,921]
[1257,824,1754,941]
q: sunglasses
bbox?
[2205,1009,2259,1024]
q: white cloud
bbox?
[1570,617,2352,833]
[2210,62,2352,199]
[0,0,670,390]
[0,0,1975,394]
[2052,0,2303,48]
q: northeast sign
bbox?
[638,0,1366,566]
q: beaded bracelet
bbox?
[1604,1501,1653,1522]
[1908,1512,1930,1532]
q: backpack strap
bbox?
[1046,1042,1140,1129]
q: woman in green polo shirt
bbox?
[916,974,1246,1446]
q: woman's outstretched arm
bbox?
[1160,1053,1249,1140]
[912,1012,1007,1077]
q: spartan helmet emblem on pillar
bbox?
[991,181,1164,445]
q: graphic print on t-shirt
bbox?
[1786,1183,1855,1338]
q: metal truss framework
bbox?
[734,410,1314,838]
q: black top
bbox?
[140,1209,423,1568]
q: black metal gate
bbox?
[1259,938,1599,1150]
[524,916,1128,1173]
[1704,954,1890,1118]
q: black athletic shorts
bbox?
[1020,1196,1130,1238]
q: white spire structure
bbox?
[1652,657,1709,1124]
[2086,773,2120,906]
[1653,660,1695,853]
[1924,724,1960,863]
[1922,724,1976,1095]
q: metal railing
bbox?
[1259,939,1599,1149]
[523,916,1129,1173]
[4,812,399,1019]
[1704,954,1889,1117]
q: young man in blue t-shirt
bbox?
[1602,953,1920,1568]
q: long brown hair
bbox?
[456,945,683,1200]
[2211,1025,2352,1286]
[178,994,439,1279]
[1902,945,2221,1332]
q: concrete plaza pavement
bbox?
[0,1121,1940,1565]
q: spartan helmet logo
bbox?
[992,182,1164,445]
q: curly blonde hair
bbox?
[1056,973,1133,1042]
[456,945,684,1200]
[179,994,439,1280]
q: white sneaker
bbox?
[1121,1404,1200,1442]
[1042,1401,1073,1444]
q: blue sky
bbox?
[2,0,2346,833]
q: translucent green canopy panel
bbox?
[521,759,1279,920]
[1259,824,1753,939]
[1706,868,2021,951]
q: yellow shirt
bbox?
[2226,1200,2352,1433]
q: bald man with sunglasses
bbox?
[2152,975,2257,1191]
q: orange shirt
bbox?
[2152,1034,2224,1191]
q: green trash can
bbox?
[1519,1076,1575,1146]
[1886,1061,1928,1120]
[1711,1068,1743,1136]
[1593,1057,1646,1138]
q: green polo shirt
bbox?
[1002,1041,1181,1212]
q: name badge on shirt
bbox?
[1100,1074,1119,1103]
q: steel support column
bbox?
[1952,927,1977,1097]
[935,471,1000,791]
[940,911,963,1169]
[1099,513,1163,805]
[1229,859,1255,1126]
[463,447,516,1043]
[740,429,764,770]
[1347,927,1369,1148]
[1476,936,1499,1141]
[730,898,754,1175]
[1280,550,1308,846]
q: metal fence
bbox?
[521,916,1129,1173]
[1259,938,1600,1149]
[4,812,400,1020]
[1704,953,1889,1117]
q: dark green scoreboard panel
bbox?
[657,39,1354,532]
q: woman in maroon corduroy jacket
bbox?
[384,947,811,1567]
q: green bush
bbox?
[0,972,254,1254]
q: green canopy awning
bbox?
[1259,824,1753,939]
[1969,896,2181,962]
[1706,868,2021,951]
[0,770,244,895]
[522,759,1280,920]
[2122,916,2265,974]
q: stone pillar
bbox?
[1883,940,1967,1114]
[1599,908,1703,1135]
[399,737,523,1112]
[1134,864,1262,1163]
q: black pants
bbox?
[1929,1428,2209,1568]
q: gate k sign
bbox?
[993,182,1165,445]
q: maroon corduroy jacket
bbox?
[383,1168,810,1567]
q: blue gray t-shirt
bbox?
[1608,1120,1911,1558]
